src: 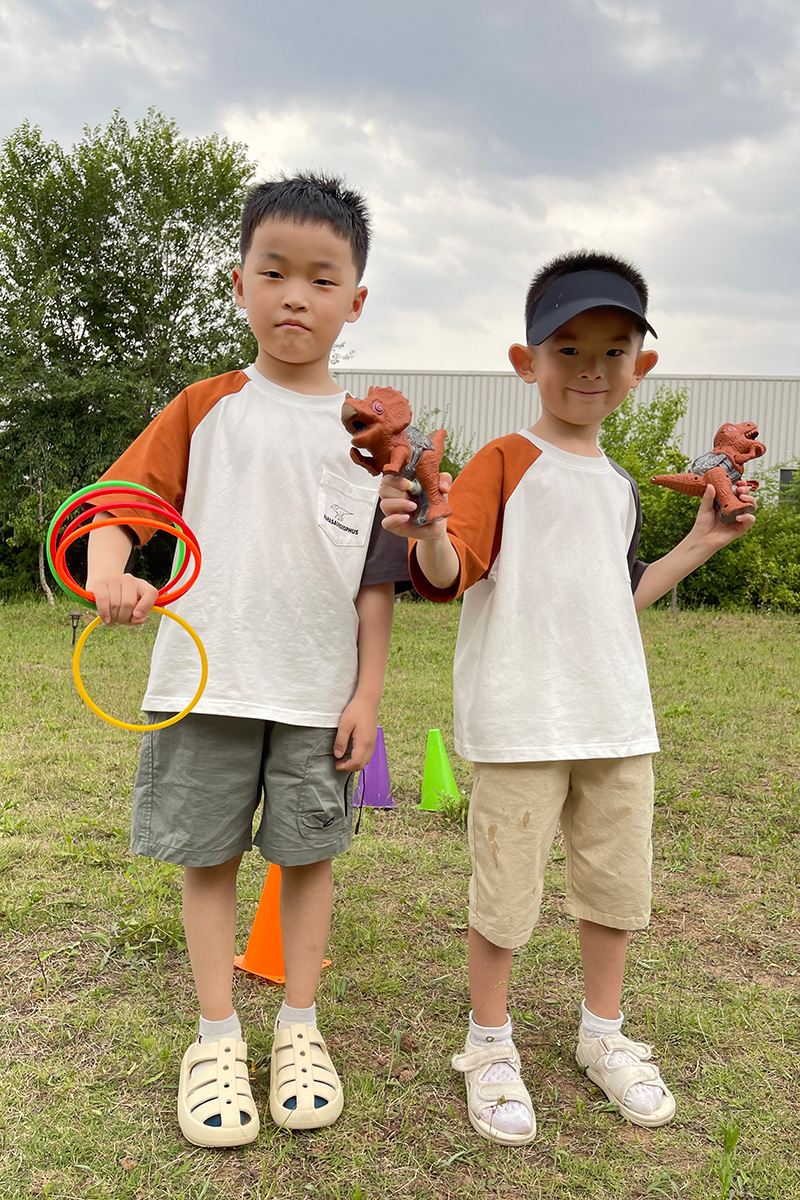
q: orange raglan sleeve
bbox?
[97,371,247,545]
[409,434,541,602]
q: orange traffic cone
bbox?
[234,862,331,983]
[234,862,286,982]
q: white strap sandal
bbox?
[576,1032,676,1128]
[451,1040,537,1145]
[177,1037,259,1147]
[269,1022,344,1130]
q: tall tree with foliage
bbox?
[0,110,255,597]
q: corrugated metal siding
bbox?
[637,376,800,473]
[333,370,800,473]
[334,370,537,457]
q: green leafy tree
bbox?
[0,110,255,597]
[677,469,800,611]
[599,388,800,610]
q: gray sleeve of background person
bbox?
[359,506,413,592]
[608,458,648,592]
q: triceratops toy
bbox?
[341,386,452,525]
[651,421,765,523]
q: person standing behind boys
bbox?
[86,173,409,1146]
[380,251,756,1144]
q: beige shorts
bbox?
[468,755,654,949]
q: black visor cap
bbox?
[526,269,658,345]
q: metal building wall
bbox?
[636,376,800,473]
[333,370,536,457]
[334,369,800,473]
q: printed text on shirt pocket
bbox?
[317,468,377,547]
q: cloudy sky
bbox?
[2,0,800,376]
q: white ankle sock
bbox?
[198,1011,242,1044]
[468,1012,532,1136]
[277,1001,317,1029]
[469,1012,512,1046]
[580,1000,624,1037]
[580,1000,662,1115]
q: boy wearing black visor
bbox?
[380,251,756,1143]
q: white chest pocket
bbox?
[318,468,378,548]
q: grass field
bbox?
[1,597,799,1200]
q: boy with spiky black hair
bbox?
[381,249,755,1143]
[87,172,408,1145]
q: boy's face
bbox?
[233,217,366,373]
[509,307,658,430]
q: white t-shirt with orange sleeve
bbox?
[410,430,659,763]
[101,365,403,725]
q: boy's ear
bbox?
[631,347,658,386]
[232,265,246,310]
[508,342,536,383]
[344,285,368,325]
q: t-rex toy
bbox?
[651,421,765,523]
[341,386,452,525]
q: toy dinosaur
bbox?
[651,421,765,523]
[341,386,452,525]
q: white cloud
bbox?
[4,1,800,373]
[222,97,800,373]
[0,0,198,93]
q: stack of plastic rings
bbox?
[47,481,208,732]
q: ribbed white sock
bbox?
[580,1000,662,1115]
[198,1011,242,1044]
[468,1012,532,1135]
[277,1001,317,1029]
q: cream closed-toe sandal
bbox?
[269,1022,344,1130]
[177,1037,259,1147]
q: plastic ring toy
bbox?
[54,517,201,608]
[47,482,190,608]
[48,480,207,731]
[54,503,196,604]
[73,606,208,732]
[48,482,185,602]
[57,500,195,598]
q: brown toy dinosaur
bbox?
[341,386,452,525]
[651,421,765,523]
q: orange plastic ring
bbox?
[54,517,201,607]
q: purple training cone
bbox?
[354,725,396,808]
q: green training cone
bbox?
[419,728,459,811]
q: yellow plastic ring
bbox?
[73,606,208,732]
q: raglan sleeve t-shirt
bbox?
[410,430,660,763]
[101,366,409,725]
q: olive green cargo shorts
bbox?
[131,713,353,868]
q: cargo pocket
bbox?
[295,729,349,847]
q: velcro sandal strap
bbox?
[593,1057,665,1101]
[598,1033,654,1060]
[452,1042,522,1075]
[471,1076,533,1108]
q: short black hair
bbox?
[240,171,371,280]
[525,249,649,330]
